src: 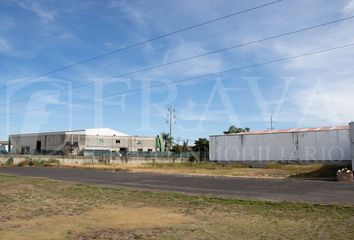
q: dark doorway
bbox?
[119,148,128,152]
[36,141,42,153]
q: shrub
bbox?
[18,159,33,167]
[188,156,197,163]
[18,158,60,167]
[42,158,60,166]
[5,157,14,166]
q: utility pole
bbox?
[166,106,176,150]
[270,115,274,130]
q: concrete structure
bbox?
[0,154,191,166]
[10,128,156,156]
[350,122,354,170]
[210,125,351,163]
[0,141,9,153]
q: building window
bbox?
[148,149,153,152]
[138,148,143,152]
[116,140,120,144]
[137,140,142,144]
[98,139,104,144]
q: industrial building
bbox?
[350,122,354,169]
[0,141,9,153]
[210,124,354,167]
[9,128,157,156]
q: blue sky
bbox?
[1,0,354,142]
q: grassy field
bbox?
[0,174,353,239]
[62,162,350,179]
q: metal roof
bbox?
[211,125,349,137]
[66,128,129,136]
[10,128,129,137]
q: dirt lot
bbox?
[0,174,353,240]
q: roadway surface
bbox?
[1,167,353,205]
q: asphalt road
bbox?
[1,167,353,205]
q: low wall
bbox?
[0,154,190,166]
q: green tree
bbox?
[193,138,209,162]
[193,138,209,152]
[161,132,173,150]
[223,125,250,134]
[171,144,182,154]
[182,140,191,152]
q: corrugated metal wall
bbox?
[350,123,354,169]
[209,129,351,162]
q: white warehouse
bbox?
[10,128,157,156]
[210,124,354,166]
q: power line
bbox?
[4,14,354,107]
[3,42,354,117]
[191,0,332,46]
[0,0,283,91]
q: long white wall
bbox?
[209,129,351,162]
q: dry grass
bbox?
[1,205,190,240]
[62,162,348,179]
[0,174,353,240]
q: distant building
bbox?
[9,128,156,156]
[0,140,9,153]
[210,125,353,163]
[350,122,354,170]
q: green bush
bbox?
[188,156,197,163]
[18,159,34,167]
[42,158,60,166]
[5,157,14,166]
[18,158,60,167]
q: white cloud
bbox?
[3,0,354,134]
[178,110,235,122]
[15,0,55,21]
[292,78,354,125]
[34,92,63,105]
[343,0,354,15]
[243,5,354,127]
[164,40,224,75]
[108,0,149,29]
[0,37,11,53]
[143,40,225,86]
